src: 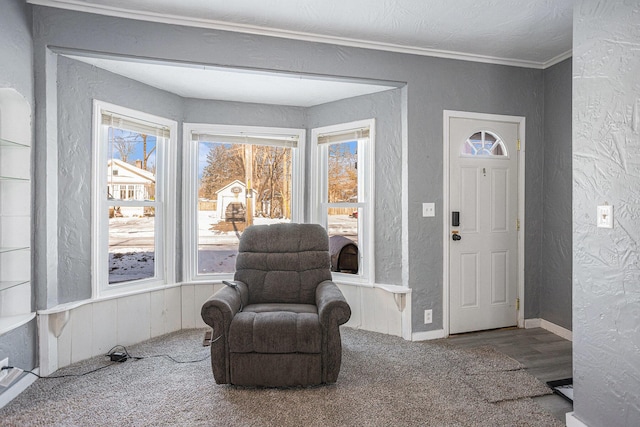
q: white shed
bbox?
[215,180,257,220]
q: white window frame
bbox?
[91,100,177,298]
[182,123,306,283]
[311,119,375,285]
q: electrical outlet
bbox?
[424,309,433,324]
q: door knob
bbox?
[452,233,462,241]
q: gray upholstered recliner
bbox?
[201,223,351,387]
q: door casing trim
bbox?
[442,110,526,337]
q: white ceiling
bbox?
[66,55,399,107]
[37,0,573,107]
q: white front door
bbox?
[448,116,519,334]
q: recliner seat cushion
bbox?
[229,310,322,354]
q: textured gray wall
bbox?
[33,6,546,332]
[0,0,33,100]
[0,320,37,373]
[307,89,403,285]
[184,98,305,128]
[0,0,37,373]
[573,1,640,426]
[55,57,184,302]
[541,58,572,330]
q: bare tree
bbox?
[199,143,292,219]
[109,130,156,172]
[200,143,245,199]
[328,143,357,203]
[141,134,156,171]
[112,135,135,163]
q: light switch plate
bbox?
[422,203,435,217]
[597,205,613,228]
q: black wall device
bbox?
[452,211,460,227]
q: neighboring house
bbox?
[107,158,155,217]
[215,179,257,220]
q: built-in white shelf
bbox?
[0,280,30,293]
[0,137,29,148]
[0,247,29,253]
[0,88,33,336]
[0,176,29,181]
[0,313,36,336]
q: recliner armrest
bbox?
[316,280,351,328]
[201,281,248,330]
[200,281,249,384]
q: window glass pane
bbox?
[461,131,507,157]
[105,126,158,285]
[108,210,155,284]
[328,141,358,203]
[327,207,359,274]
[196,140,292,274]
[107,127,157,201]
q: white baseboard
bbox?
[566,412,589,427]
[525,318,572,341]
[412,329,445,341]
[0,368,39,409]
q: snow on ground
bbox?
[108,211,357,282]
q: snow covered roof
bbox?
[107,158,155,184]
[215,179,257,196]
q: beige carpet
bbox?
[0,327,561,426]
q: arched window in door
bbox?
[461,131,508,157]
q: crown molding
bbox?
[29,0,563,70]
[542,49,573,69]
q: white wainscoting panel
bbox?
[56,313,72,370]
[70,303,94,364]
[181,283,219,329]
[40,286,184,375]
[150,286,182,338]
[40,282,411,376]
[337,283,411,338]
[181,285,196,329]
[338,283,362,329]
[116,293,151,347]
[194,284,217,328]
[91,298,118,356]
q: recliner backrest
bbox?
[234,223,332,304]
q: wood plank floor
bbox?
[445,327,573,422]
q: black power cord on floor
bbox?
[1,344,211,380]
[1,361,118,380]
[105,344,212,364]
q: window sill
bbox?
[332,282,411,312]
[39,282,182,315]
